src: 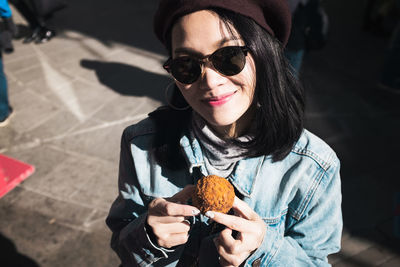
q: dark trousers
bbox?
[9,0,43,29]
[0,53,10,120]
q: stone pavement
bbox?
[0,0,399,266]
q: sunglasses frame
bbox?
[163,46,249,84]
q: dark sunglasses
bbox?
[163,46,249,84]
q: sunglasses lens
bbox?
[170,57,201,84]
[212,47,246,76]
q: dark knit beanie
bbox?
[154,0,292,47]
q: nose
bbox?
[198,61,226,90]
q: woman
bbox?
[106,0,342,266]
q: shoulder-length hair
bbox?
[152,7,305,169]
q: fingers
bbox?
[205,210,252,233]
[231,197,259,220]
[214,229,249,267]
[148,197,199,227]
[207,199,266,266]
[148,214,185,224]
[219,257,235,267]
[148,217,193,248]
[157,232,190,248]
[146,186,198,249]
[162,201,199,217]
[204,197,261,232]
[152,222,191,237]
[149,197,200,217]
[218,228,240,254]
[218,251,249,267]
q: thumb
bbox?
[232,197,260,221]
[169,185,195,203]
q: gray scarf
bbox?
[190,112,254,178]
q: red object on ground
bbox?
[0,154,35,198]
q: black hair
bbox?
[151,8,305,169]
[215,8,305,160]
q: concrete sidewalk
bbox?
[0,0,399,266]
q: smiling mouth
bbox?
[202,91,236,107]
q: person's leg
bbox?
[27,0,56,43]
[9,0,40,29]
[379,22,400,92]
[0,54,10,122]
[0,1,17,50]
[284,48,305,77]
[10,0,56,43]
[11,0,43,43]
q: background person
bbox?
[0,0,13,127]
[0,0,17,53]
[285,0,329,75]
[378,0,400,92]
[9,0,56,43]
[285,0,308,74]
[0,52,12,127]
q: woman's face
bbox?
[170,10,257,137]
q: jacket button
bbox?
[252,258,261,267]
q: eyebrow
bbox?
[173,37,243,57]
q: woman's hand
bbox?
[206,197,266,267]
[146,185,200,248]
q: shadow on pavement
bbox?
[0,233,40,267]
[80,59,170,103]
[51,0,166,55]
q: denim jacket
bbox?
[106,115,342,267]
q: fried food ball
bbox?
[192,175,235,214]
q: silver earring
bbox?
[164,82,190,111]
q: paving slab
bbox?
[0,188,119,266]
[381,256,400,267]
[334,246,398,267]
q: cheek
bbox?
[242,58,257,99]
[246,57,257,87]
[176,83,195,102]
[232,65,256,99]
[176,83,192,91]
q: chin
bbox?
[196,106,247,129]
[206,116,239,128]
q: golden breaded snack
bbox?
[192,175,235,214]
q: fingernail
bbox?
[205,211,214,219]
[192,209,200,215]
